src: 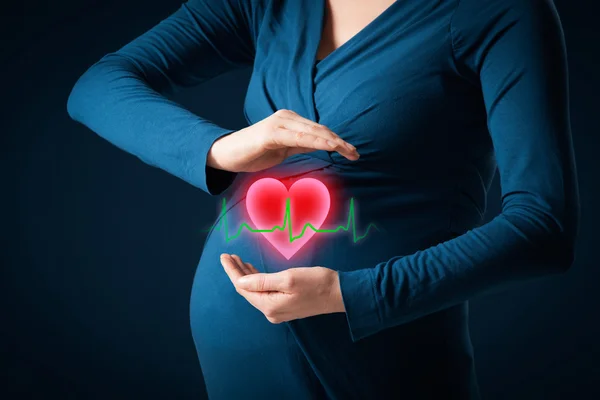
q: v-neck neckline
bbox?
[311,0,400,66]
[306,0,400,122]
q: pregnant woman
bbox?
[67,0,580,398]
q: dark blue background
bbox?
[2,1,598,398]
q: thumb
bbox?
[237,272,287,292]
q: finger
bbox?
[274,109,358,153]
[268,128,359,161]
[278,118,340,142]
[239,290,289,323]
[230,254,251,275]
[276,122,359,158]
[275,109,326,131]
[246,262,259,274]
[220,253,245,282]
[237,271,289,292]
[232,255,260,275]
[280,119,358,155]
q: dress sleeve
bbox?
[337,0,581,342]
[67,0,265,195]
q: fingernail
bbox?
[346,142,356,151]
[327,140,337,148]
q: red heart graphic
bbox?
[245,178,331,260]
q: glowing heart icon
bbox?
[245,178,331,260]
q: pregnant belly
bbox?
[189,159,470,361]
[189,158,476,395]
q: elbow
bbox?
[66,62,99,123]
[503,198,579,275]
[66,53,131,123]
[544,229,577,274]
[517,220,577,276]
[555,203,579,273]
[545,199,580,274]
[66,77,83,122]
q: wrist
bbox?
[207,134,232,171]
[328,270,346,314]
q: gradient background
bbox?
[2,0,598,398]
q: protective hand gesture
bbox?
[219,253,346,323]
[207,109,359,173]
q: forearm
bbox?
[67,54,237,194]
[338,199,578,342]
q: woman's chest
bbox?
[244,0,478,169]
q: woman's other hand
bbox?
[219,253,346,323]
[207,109,360,173]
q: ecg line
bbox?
[204,197,379,243]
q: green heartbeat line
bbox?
[203,197,379,243]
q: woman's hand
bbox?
[207,109,359,173]
[219,253,346,323]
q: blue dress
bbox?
[67,0,580,398]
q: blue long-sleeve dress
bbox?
[67,0,580,398]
